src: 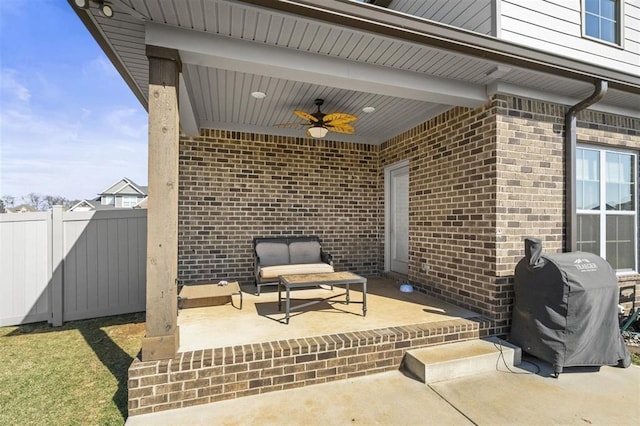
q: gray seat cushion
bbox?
[289,240,322,264]
[256,242,290,266]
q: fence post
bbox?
[50,206,64,326]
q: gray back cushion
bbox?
[256,242,290,266]
[289,241,322,264]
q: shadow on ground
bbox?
[5,312,145,418]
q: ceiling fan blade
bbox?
[323,112,357,124]
[325,117,357,126]
[294,110,319,123]
[327,123,355,134]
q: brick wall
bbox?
[178,131,381,285]
[128,318,489,415]
[177,97,640,324]
[376,96,639,329]
[379,105,501,324]
[494,97,566,269]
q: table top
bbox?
[179,281,240,299]
[280,271,366,286]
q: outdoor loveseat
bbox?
[253,236,334,295]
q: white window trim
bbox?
[577,144,638,274]
[121,195,139,208]
[581,0,625,49]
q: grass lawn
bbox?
[0,313,145,426]
[1,313,638,425]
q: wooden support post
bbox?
[141,46,181,361]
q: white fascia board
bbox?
[114,180,145,196]
[488,82,640,118]
[98,178,127,196]
[69,200,93,211]
[179,73,200,136]
[145,22,487,108]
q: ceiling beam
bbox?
[145,22,487,108]
[178,73,199,136]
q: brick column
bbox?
[141,46,181,360]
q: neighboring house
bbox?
[4,204,39,214]
[71,0,639,411]
[69,178,148,212]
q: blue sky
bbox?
[0,0,148,202]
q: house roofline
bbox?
[97,178,147,197]
[69,199,95,211]
[238,0,640,95]
[70,0,640,113]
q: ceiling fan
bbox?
[277,99,358,138]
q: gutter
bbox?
[564,80,608,252]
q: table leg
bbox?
[286,286,291,324]
[278,278,282,311]
[346,282,350,304]
[363,279,367,317]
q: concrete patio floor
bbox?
[177,276,480,352]
[130,276,639,425]
[127,355,640,425]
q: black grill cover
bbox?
[510,238,630,374]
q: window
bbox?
[121,196,139,208]
[583,0,622,45]
[577,146,638,273]
[101,195,114,205]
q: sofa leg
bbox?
[255,280,260,296]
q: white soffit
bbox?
[145,22,487,108]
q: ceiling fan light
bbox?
[308,125,328,138]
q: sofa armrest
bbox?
[321,251,333,266]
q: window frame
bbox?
[581,0,625,48]
[576,144,638,275]
[101,195,115,205]
[121,196,139,208]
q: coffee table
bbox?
[278,272,367,324]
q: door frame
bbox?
[384,159,410,273]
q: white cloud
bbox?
[1,69,31,103]
[0,6,149,202]
[104,107,148,139]
[1,82,148,201]
[83,55,120,80]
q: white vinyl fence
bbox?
[0,206,147,326]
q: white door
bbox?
[386,162,409,275]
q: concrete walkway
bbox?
[127,356,640,426]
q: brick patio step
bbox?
[402,337,521,384]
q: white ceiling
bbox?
[79,0,639,144]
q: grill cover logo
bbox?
[574,258,598,271]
